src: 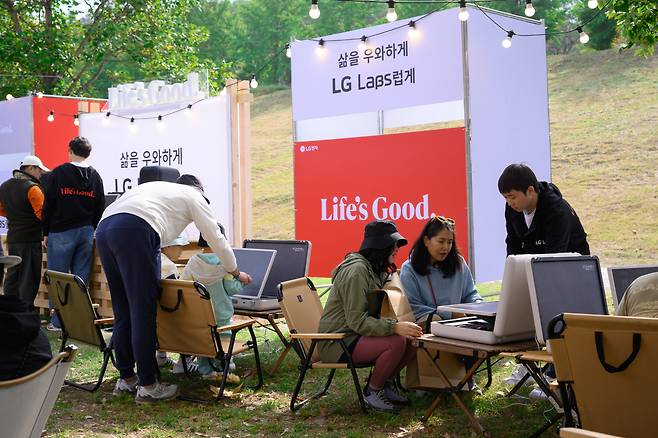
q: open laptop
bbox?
[431,253,580,345]
[236,240,311,311]
[231,248,277,311]
[607,265,658,310]
[527,255,608,348]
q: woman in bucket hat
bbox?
[318,220,423,412]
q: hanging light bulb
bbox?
[73,114,80,126]
[286,44,292,58]
[315,39,326,55]
[502,30,514,48]
[577,27,590,44]
[250,75,258,89]
[408,21,418,38]
[36,91,44,98]
[358,35,368,52]
[6,94,14,100]
[158,115,163,122]
[587,0,598,9]
[187,104,193,112]
[47,111,54,122]
[309,0,320,20]
[105,111,111,118]
[130,117,135,124]
[458,1,469,22]
[524,0,535,17]
[386,1,397,22]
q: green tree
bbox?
[0,0,226,98]
[606,0,657,55]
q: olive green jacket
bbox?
[317,253,397,363]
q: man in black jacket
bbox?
[0,255,52,381]
[42,137,105,330]
[498,163,590,256]
[0,156,49,308]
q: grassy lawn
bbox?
[44,310,559,438]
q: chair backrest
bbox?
[0,345,77,438]
[549,313,658,437]
[45,270,104,348]
[156,279,218,358]
[278,277,323,360]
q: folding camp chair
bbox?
[548,313,658,437]
[44,271,114,392]
[0,345,78,438]
[156,279,263,401]
[278,277,372,412]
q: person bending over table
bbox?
[95,174,251,404]
[318,220,422,412]
[400,215,482,327]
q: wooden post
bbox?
[226,78,253,246]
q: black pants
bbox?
[4,241,42,309]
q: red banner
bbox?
[294,128,468,277]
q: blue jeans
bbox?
[47,226,94,327]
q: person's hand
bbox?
[237,271,252,285]
[42,236,48,250]
[394,321,423,339]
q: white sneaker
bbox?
[156,352,175,368]
[113,378,138,396]
[172,357,198,374]
[383,380,408,405]
[135,382,178,404]
[46,323,61,332]
[503,364,533,386]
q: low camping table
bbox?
[233,308,292,376]
[413,334,538,437]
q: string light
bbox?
[73,114,79,126]
[458,1,469,22]
[309,0,320,20]
[577,26,590,44]
[286,44,292,58]
[130,117,135,124]
[250,74,258,89]
[36,92,44,98]
[186,103,193,112]
[408,20,418,38]
[587,0,598,9]
[316,38,326,54]
[47,111,54,122]
[386,1,397,23]
[6,94,14,100]
[158,115,163,122]
[358,35,367,52]
[502,30,514,48]
[524,0,535,17]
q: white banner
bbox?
[291,9,464,121]
[80,95,233,242]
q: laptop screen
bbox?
[243,240,311,298]
[529,255,608,344]
[608,265,658,309]
[231,248,276,299]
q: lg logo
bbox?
[299,145,319,153]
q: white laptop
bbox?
[231,248,277,311]
[233,240,312,311]
[431,253,580,345]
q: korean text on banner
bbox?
[291,10,463,121]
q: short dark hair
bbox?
[176,174,204,192]
[69,136,92,158]
[409,218,461,278]
[198,223,226,248]
[498,163,539,194]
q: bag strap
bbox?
[426,276,439,309]
[595,331,641,373]
[56,282,70,306]
[159,289,183,312]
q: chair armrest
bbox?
[291,333,347,340]
[217,319,254,333]
[94,318,114,325]
[92,303,100,309]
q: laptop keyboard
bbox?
[459,320,494,331]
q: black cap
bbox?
[176,174,209,204]
[359,220,407,251]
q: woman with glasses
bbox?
[400,216,482,327]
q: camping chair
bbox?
[156,279,263,401]
[277,277,372,412]
[44,270,114,392]
[548,313,658,437]
[0,345,78,438]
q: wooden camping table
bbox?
[233,308,292,376]
[413,335,538,437]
